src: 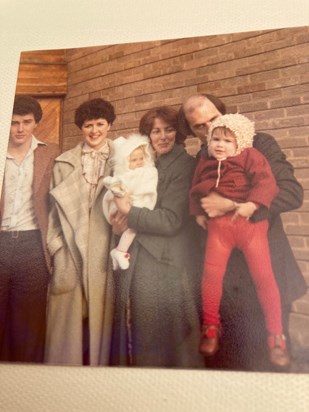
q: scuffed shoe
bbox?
[268,334,290,369]
[110,248,130,270]
[199,324,221,357]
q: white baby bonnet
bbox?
[207,113,255,155]
[111,133,155,176]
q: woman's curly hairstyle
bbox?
[74,98,116,129]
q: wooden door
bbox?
[14,49,67,149]
[35,97,63,147]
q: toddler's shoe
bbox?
[267,334,290,369]
[110,248,130,270]
[199,324,221,357]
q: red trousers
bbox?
[202,215,283,335]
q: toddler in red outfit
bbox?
[190,113,290,368]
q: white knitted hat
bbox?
[111,133,155,175]
[208,113,255,155]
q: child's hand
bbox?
[200,191,236,217]
[232,201,258,221]
[110,184,126,198]
[195,215,208,230]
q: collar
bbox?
[82,141,109,154]
[56,139,114,168]
[6,135,46,160]
[155,144,185,169]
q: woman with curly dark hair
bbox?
[45,98,116,366]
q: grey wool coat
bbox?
[44,141,115,366]
[110,144,205,368]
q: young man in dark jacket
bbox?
[0,95,59,362]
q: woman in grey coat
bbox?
[110,106,204,368]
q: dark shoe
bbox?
[199,325,221,357]
[268,334,290,369]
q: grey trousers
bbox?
[0,230,49,363]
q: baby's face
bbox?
[208,127,237,160]
[129,147,146,169]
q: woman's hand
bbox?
[113,193,132,216]
[110,211,128,235]
[200,191,236,217]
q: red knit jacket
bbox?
[189,147,279,216]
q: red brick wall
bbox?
[63,26,309,344]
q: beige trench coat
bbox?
[44,141,115,366]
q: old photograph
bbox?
[1,25,309,373]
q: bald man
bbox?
[179,94,306,371]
